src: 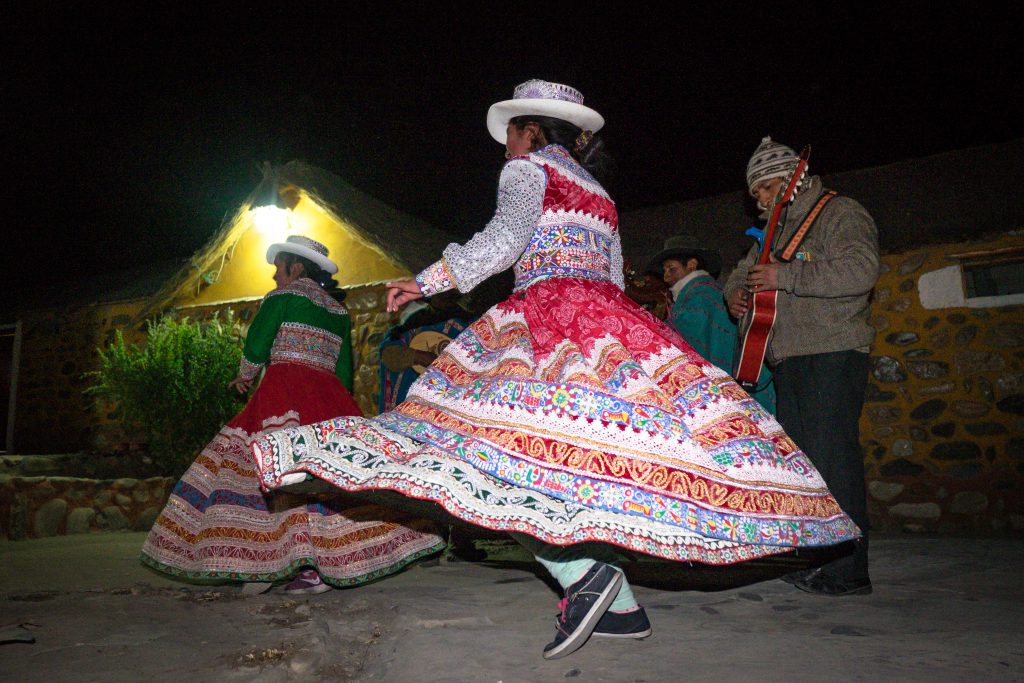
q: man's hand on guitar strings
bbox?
[746,260,782,293]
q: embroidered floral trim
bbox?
[237,356,263,382]
[270,322,343,373]
[266,277,348,316]
[416,259,457,297]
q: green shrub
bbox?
[86,312,246,476]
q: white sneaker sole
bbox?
[284,582,332,596]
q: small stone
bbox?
[868,480,904,502]
[870,315,890,331]
[964,422,1008,436]
[952,400,990,418]
[969,309,991,319]
[996,374,1023,396]
[903,348,933,358]
[866,406,902,424]
[978,377,995,402]
[909,426,929,442]
[34,499,68,537]
[946,313,967,325]
[929,329,950,348]
[97,506,129,531]
[997,395,1024,416]
[955,325,978,346]
[923,316,941,330]
[114,478,139,488]
[133,506,161,532]
[872,426,895,438]
[885,331,919,346]
[1007,438,1024,461]
[95,490,113,507]
[950,491,989,515]
[898,278,915,292]
[889,502,940,519]
[115,494,132,507]
[910,399,947,421]
[872,356,908,383]
[931,441,982,461]
[930,421,956,437]
[987,323,1024,348]
[885,299,911,313]
[919,382,955,395]
[875,287,891,302]
[864,384,896,402]
[948,462,984,479]
[955,350,1006,375]
[879,263,891,274]
[891,439,914,457]
[898,253,927,275]
[133,488,150,503]
[907,361,949,380]
[880,459,925,476]
[66,507,97,534]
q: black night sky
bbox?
[3,4,1021,294]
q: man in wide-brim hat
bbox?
[648,233,775,414]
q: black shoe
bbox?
[593,606,652,639]
[780,567,820,586]
[543,563,623,660]
[793,572,873,596]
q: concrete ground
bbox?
[0,533,1021,682]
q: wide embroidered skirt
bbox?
[255,279,860,564]
[141,362,445,586]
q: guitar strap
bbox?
[777,191,837,262]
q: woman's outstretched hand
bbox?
[386,279,424,313]
[228,377,253,394]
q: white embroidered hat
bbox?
[486,79,605,144]
[266,235,338,274]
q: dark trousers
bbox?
[774,350,871,581]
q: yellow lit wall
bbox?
[181,193,412,307]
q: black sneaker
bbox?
[542,563,623,660]
[592,606,652,639]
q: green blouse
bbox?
[237,278,354,391]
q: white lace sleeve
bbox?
[434,159,546,293]
[609,229,625,291]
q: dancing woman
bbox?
[142,235,444,594]
[254,82,859,655]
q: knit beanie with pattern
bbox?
[745,136,801,194]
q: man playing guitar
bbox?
[725,137,881,597]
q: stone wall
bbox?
[0,474,174,540]
[863,232,1023,534]
[14,300,149,454]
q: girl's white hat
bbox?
[486,79,604,145]
[266,235,338,274]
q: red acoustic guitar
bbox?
[734,146,811,388]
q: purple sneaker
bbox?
[284,570,331,595]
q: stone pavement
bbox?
[1,533,1021,682]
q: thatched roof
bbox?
[139,160,453,318]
